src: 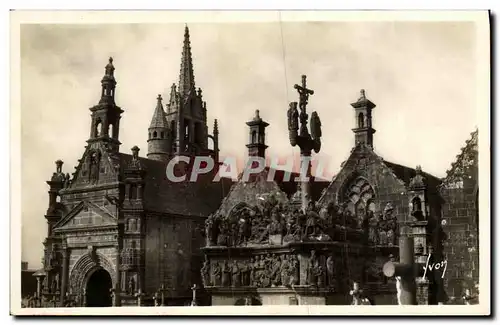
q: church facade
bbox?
[34,26,479,307]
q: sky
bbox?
[20,20,479,269]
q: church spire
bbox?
[179,25,195,97]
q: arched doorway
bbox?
[85,268,112,307]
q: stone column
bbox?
[114,244,121,306]
[299,150,313,212]
[59,246,69,303]
[36,277,42,299]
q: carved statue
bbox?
[205,215,217,246]
[290,255,300,286]
[316,262,325,287]
[288,102,299,147]
[379,226,388,246]
[89,151,100,184]
[222,261,231,287]
[128,276,135,295]
[310,111,322,141]
[217,222,229,246]
[201,259,211,287]
[240,261,250,286]
[326,255,336,288]
[368,211,379,244]
[280,255,290,286]
[307,250,318,286]
[270,254,282,287]
[212,262,222,286]
[231,260,241,287]
[261,255,272,287]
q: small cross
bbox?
[190,284,198,306]
[294,75,314,111]
[157,94,162,102]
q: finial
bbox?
[109,57,113,64]
[416,165,422,174]
[359,89,366,100]
[197,88,202,97]
[254,109,261,121]
[213,119,219,134]
[55,160,63,173]
[157,94,163,103]
[131,146,140,159]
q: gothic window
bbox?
[341,176,375,225]
[358,113,364,128]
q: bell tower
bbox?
[246,110,269,158]
[88,57,124,153]
[351,89,376,148]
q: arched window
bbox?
[160,131,165,139]
[412,197,422,213]
[95,119,102,137]
[108,124,114,138]
[207,136,215,151]
[251,130,257,144]
[358,113,364,128]
[153,131,157,138]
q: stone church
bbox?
[35,26,479,307]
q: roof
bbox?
[440,129,478,188]
[119,153,232,217]
[382,160,442,191]
[149,95,169,129]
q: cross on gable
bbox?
[294,75,314,111]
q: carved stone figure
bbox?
[290,255,300,285]
[205,215,218,246]
[270,254,282,287]
[316,263,325,287]
[201,259,211,287]
[307,250,318,286]
[379,227,388,246]
[217,222,229,246]
[231,261,241,287]
[368,211,379,244]
[128,276,135,295]
[89,151,100,184]
[326,255,336,288]
[212,262,222,286]
[261,255,271,287]
[280,255,290,286]
[222,261,231,287]
[240,261,250,286]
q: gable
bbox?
[67,142,121,190]
[319,145,407,207]
[53,201,117,231]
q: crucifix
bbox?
[134,288,145,307]
[190,284,198,306]
[288,75,322,212]
[382,236,418,305]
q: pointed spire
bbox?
[213,119,219,135]
[149,94,168,129]
[179,25,195,97]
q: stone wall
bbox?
[440,181,478,301]
[144,213,202,299]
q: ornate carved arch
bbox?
[69,251,116,295]
[337,174,376,224]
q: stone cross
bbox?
[382,236,418,305]
[294,75,314,111]
[190,284,198,306]
[134,289,145,306]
